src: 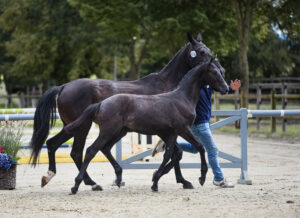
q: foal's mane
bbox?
[176,63,204,89]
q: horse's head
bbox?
[203,56,228,95]
[186,32,225,79]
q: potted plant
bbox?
[0,122,24,190]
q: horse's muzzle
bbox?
[220,87,229,95]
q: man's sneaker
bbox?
[151,139,165,157]
[213,178,235,188]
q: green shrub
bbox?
[0,122,25,160]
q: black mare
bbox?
[30,33,225,190]
[64,57,229,194]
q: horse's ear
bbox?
[187,32,197,45]
[196,32,202,42]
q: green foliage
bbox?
[248,30,295,78]
[0,0,299,92]
[0,122,25,160]
[0,0,105,92]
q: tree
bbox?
[233,0,299,107]
[0,0,104,92]
[248,30,295,78]
[69,0,238,79]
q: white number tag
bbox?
[190,51,197,58]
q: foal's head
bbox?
[202,56,228,94]
[186,32,225,78]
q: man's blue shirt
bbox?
[194,85,233,125]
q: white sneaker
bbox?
[213,178,235,188]
[151,139,165,157]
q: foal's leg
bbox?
[180,128,208,186]
[159,144,194,189]
[71,123,124,194]
[151,134,177,192]
[43,129,72,187]
[70,122,102,191]
[71,134,110,194]
[100,130,127,187]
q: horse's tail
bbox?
[64,103,100,135]
[29,86,63,166]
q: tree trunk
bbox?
[129,37,150,80]
[235,0,253,108]
[238,43,249,108]
[129,40,139,79]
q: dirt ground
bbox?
[0,132,300,218]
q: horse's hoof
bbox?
[151,185,158,192]
[92,184,103,191]
[114,179,122,188]
[199,177,206,186]
[41,171,55,187]
[112,180,125,187]
[183,182,194,189]
[41,176,48,187]
[71,187,78,195]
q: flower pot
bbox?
[0,164,16,190]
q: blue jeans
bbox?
[179,122,224,181]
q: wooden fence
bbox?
[213,90,300,132]
[1,81,300,133]
[0,94,41,108]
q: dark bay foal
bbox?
[64,57,228,194]
[30,32,226,190]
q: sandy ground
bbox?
[0,132,300,218]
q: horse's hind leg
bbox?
[43,130,73,187]
[100,129,127,188]
[71,121,126,194]
[151,134,177,192]
[70,122,102,191]
[71,129,122,194]
[71,136,104,194]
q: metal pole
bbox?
[271,89,276,133]
[238,108,252,185]
[116,140,122,165]
[256,85,261,130]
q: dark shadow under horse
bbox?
[30,33,226,190]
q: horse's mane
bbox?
[157,44,187,75]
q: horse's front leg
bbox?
[180,128,208,186]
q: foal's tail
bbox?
[29,86,63,166]
[64,103,100,135]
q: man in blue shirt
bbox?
[152,79,241,188]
